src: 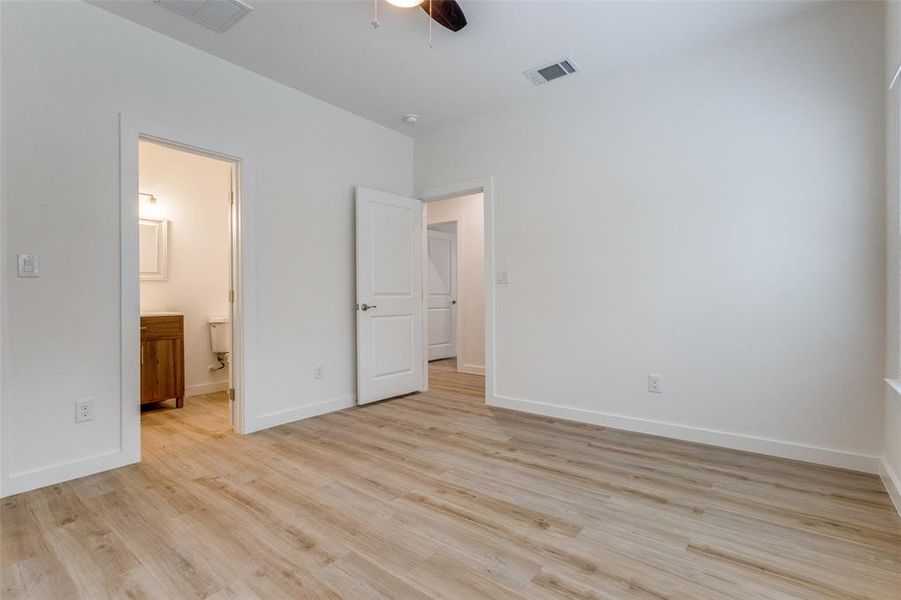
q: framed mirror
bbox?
[139,217,169,281]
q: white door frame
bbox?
[419,177,495,401]
[120,113,255,465]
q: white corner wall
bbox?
[415,1,886,472]
[882,0,901,515]
[427,193,485,374]
[0,0,5,499]
[1,1,412,496]
[139,141,231,397]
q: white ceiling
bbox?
[91,0,811,136]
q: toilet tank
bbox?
[208,317,230,354]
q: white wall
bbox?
[139,141,231,397]
[0,2,6,499]
[415,1,886,471]
[1,0,412,496]
[427,193,485,374]
[882,0,901,514]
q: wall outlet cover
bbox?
[648,375,663,394]
[75,400,94,423]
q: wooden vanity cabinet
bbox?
[140,315,185,407]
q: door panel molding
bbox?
[427,228,457,361]
[355,186,424,404]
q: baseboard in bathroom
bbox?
[186,381,229,397]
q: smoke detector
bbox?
[403,114,421,125]
[154,0,253,33]
[524,59,579,86]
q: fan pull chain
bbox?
[371,0,380,29]
[429,0,433,48]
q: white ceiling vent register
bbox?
[154,0,253,33]
[524,59,579,86]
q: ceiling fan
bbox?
[374,0,468,41]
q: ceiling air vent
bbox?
[524,59,579,86]
[154,0,253,33]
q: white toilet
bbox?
[208,316,230,369]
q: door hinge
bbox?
[229,289,235,303]
[228,388,235,401]
[229,190,235,206]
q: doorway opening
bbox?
[354,178,493,407]
[121,114,252,462]
[137,139,237,433]
[424,192,486,388]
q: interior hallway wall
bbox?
[139,141,231,397]
[881,0,901,514]
[415,1,886,471]
[427,193,485,374]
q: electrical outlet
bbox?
[75,400,94,423]
[314,364,325,380]
[648,375,662,394]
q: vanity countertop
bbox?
[140,311,184,317]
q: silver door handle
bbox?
[360,303,377,312]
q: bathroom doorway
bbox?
[137,139,236,432]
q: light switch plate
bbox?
[17,254,39,278]
[496,269,510,285]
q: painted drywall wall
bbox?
[139,141,231,397]
[1,1,412,496]
[427,193,485,374]
[0,2,5,499]
[882,0,901,514]
[415,1,886,471]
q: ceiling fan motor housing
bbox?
[419,0,467,32]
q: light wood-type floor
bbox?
[3,359,900,599]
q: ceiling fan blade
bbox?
[419,0,467,32]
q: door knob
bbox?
[360,303,377,311]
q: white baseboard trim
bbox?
[459,364,485,376]
[248,394,355,433]
[488,394,881,474]
[186,381,228,397]
[880,458,901,520]
[2,448,137,498]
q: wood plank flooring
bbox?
[3,358,900,598]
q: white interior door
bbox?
[427,228,457,361]
[355,186,424,405]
